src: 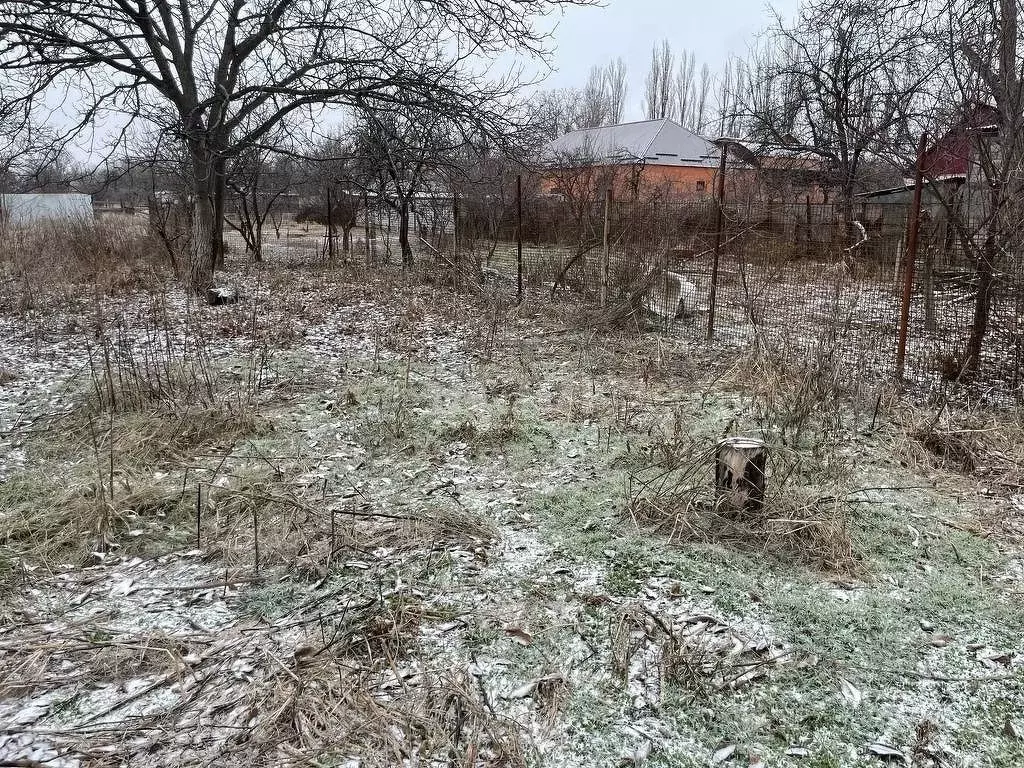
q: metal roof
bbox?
[543,119,719,168]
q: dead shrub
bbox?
[894,401,1024,485]
[626,445,860,574]
[0,217,167,310]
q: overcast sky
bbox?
[539,0,804,120]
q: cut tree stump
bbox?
[715,437,768,513]
[206,286,240,306]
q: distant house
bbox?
[541,119,726,200]
[748,151,831,204]
[858,104,1000,218]
[0,193,93,226]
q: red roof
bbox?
[922,103,999,178]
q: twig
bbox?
[75,669,179,727]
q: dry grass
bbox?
[891,400,1024,489]
[0,216,167,311]
[0,469,189,576]
[628,335,861,574]
[627,455,860,575]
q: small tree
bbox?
[927,0,1024,375]
[737,0,932,221]
[0,0,595,296]
[297,135,367,260]
[226,142,295,262]
[352,106,467,268]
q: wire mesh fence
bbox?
[269,190,1024,402]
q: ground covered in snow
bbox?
[1,247,1022,767]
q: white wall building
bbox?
[0,193,93,226]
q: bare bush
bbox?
[0,217,166,311]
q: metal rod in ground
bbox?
[896,131,928,380]
[601,188,611,308]
[326,186,335,264]
[516,174,523,303]
[707,141,730,342]
[252,506,260,574]
[452,193,459,279]
[364,192,372,266]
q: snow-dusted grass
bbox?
[0,247,1022,767]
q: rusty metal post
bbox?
[896,132,928,380]
[601,188,611,308]
[516,174,523,304]
[326,186,335,264]
[452,193,459,270]
[707,142,729,342]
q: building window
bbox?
[696,180,706,192]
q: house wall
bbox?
[541,163,723,201]
[541,163,821,204]
[0,193,94,226]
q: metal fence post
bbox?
[452,193,459,270]
[326,186,335,264]
[896,132,928,380]
[601,188,611,308]
[707,142,729,342]
[516,174,523,304]
[364,193,372,266]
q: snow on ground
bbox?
[1,251,1022,767]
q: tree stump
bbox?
[715,437,768,513]
[206,286,240,306]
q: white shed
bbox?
[0,193,94,226]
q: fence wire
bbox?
[292,192,1024,402]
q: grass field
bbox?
[0,222,1022,767]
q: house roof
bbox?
[922,103,1000,178]
[543,119,720,168]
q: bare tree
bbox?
[605,58,628,125]
[225,142,294,262]
[736,0,931,216]
[715,56,747,138]
[0,0,594,297]
[644,40,675,120]
[352,105,468,268]
[927,0,1024,375]
[674,50,696,129]
[531,88,585,142]
[667,50,712,132]
[577,58,629,128]
[579,65,612,128]
[695,64,713,133]
[297,134,370,260]
[543,141,621,293]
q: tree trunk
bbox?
[342,225,352,255]
[399,198,413,268]
[253,210,263,263]
[212,157,228,271]
[189,192,216,295]
[964,235,997,376]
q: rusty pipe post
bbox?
[516,174,523,304]
[896,132,928,380]
[707,141,729,342]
